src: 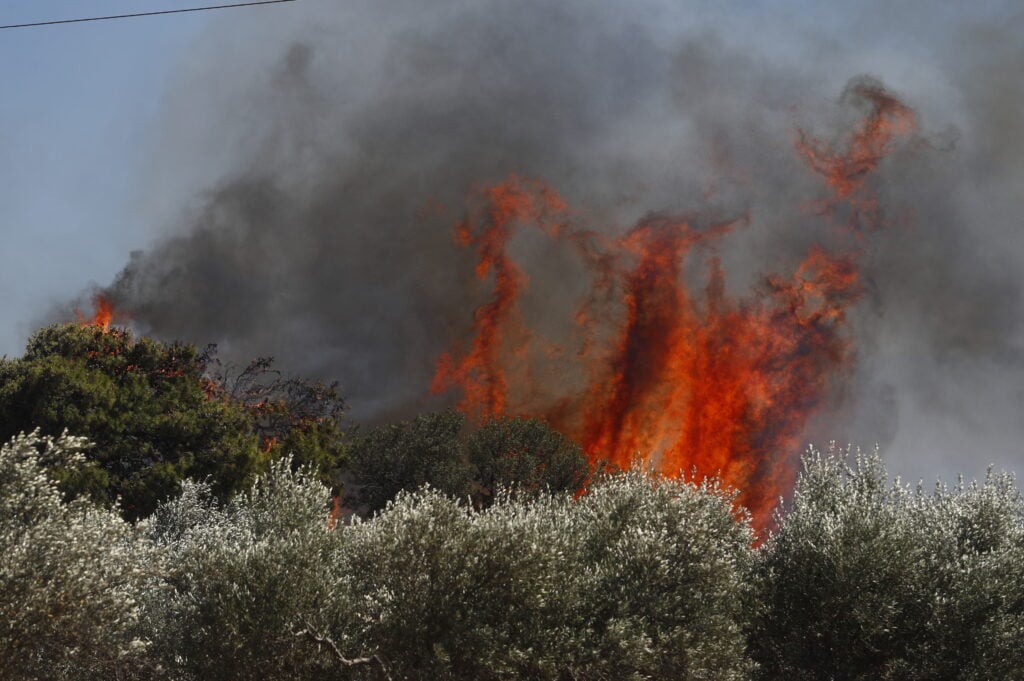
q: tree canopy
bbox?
[0,431,156,680]
[345,410,593,513]
[752,447,1024,680]
[0,324,344,519]
[3,427,1024,679]
[3,324,1024,679]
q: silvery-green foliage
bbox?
[552,470,755,681]
[753,447,930,680]
[755,445,1024,680]
[919,470,1024,680]
[338,488,569,680]
[0,431,156,680]
[142,457,345,681]
[338,469,755,681]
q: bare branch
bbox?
[292,617,392,680]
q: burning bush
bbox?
[430,81,917,530]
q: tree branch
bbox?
[292,617,392,680]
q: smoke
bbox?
[83,0,1024,481]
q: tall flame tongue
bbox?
[433,83,915,529]
[431,180,568,416]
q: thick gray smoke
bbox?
[88,0,1024,481]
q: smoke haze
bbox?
[67,0,1024,484]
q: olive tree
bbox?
[754,445,1024,680]
[141,460,368,681]
[338,469,756,680]
[552,470,756,681]
[0,431,157,681]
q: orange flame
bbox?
[432,85,915,529]
[430,179,568,417]
[75,294,117,331]
[328,494,342,529]
[795,80,917,229]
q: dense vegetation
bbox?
[0,324,588,520]
[345,410,592,512]
[0,324,345,518]
[2,325,1022,679]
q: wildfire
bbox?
[795,80,917,229]
[76,294,117,331]
[432,83,916,529]
[431,179,568,415]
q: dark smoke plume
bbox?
[85,1,1024,482]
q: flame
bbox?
[794,80,917,229]
[432,85,915,529]
[328,494,342,529]
[75,294,117,331]
[430,179,568,417]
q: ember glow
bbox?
[433,82,916,528]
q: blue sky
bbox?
[0,1,299,354]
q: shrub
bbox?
[345,411,593,513]
[339,469,755,680]
[0,431,157,680]
[754,446,1024,680]
[467,415,591,503]
[142,460,348,681]
[344,411,474,513]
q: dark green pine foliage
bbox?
[345,411,593,514]
[0,324,256,519]
[201,353,348,491]
[467,414,591,502]
[345,410,473,513]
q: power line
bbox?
[0,0,299,30]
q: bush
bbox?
[0,431,157,680]
[345,411,593,513]
[754,446,1024,680]
[467,415,591,502]
[142,460,353,681]
[344,411,474,513]
[339,469,755,680]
